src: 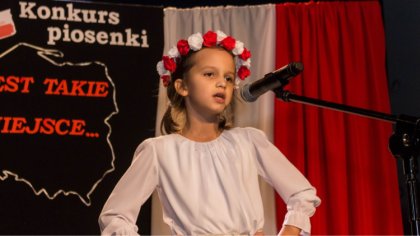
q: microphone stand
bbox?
[275,88,420,235]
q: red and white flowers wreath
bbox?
[156,30,251,87]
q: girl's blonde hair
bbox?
[160,47,234,134]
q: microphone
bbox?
[240,62,304,102]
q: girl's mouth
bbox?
[213,93,226,103]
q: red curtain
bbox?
[274,1,403,234]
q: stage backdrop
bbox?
[0,0,163,234]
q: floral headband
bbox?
[156,30,251,87]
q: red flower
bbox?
[239,48,251,61]
[220,36,236,51]
[237,66,250,80]
[161,75,171,87]
[177,39,190,56]
[203,31,217,47]
[162,56,176,72]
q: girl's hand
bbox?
[278,225,301,236]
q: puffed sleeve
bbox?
[98,139,159,235]
[248,128,321,235]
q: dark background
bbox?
[382,0,420,233]
[0,0,163,234]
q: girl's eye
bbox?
[225,76,234,83]
[204,72,214,77]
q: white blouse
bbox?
[99,127,320,235]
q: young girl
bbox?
[99,30,321,236]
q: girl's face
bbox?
[178,47,236,121]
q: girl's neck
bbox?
[180,120,222,142]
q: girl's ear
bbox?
[174,78,188,97]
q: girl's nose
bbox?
[216,80,226,88]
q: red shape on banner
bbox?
[0,9,16,40]
[0,24,15,39]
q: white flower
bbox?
[216,30,227,43]
[188,32,203,51]
[232,40,244,55]
[234,78,241,89]
[242,58,251,68]
[168,46,180,58]
[156,61,167,76]
[235,57,251,69]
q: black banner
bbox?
[0,0,163,234]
